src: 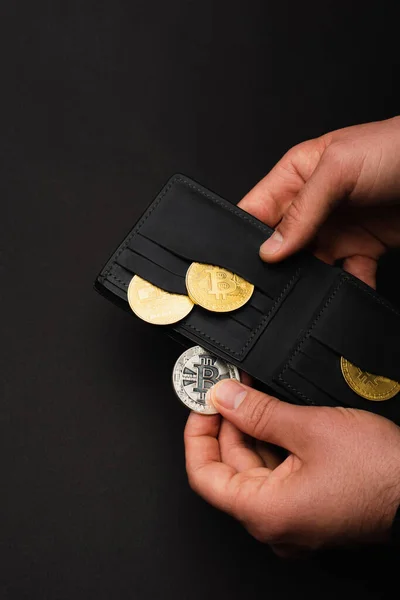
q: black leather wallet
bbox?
[94,174,400,425]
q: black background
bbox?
[1,1,400,599]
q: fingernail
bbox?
[260,231,283,258]
[210,380,247,410]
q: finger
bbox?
[259,152,352,262]
[342,255,377,288]
[219,418,267,471]
[237,374,283,467]
[184,412,222,486]
[184,412,240,513]
[185,413,273,517]
[238,163,299,225]
[208,380,311,452]
[314,215,386,271]
[238,139,324,226]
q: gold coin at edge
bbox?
[340,357,400,401]
[186,263,254,313]
[127,275,194,325]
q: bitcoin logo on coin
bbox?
[172,345,241,414]
[209,268,237,300]
[186,263,254,312]
[340,357,400,401]
[127,275,193,325]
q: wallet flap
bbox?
[311,274,400,381]
[275,272,400,416]
[280,336,400,422]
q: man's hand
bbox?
[239,116,400,287]
[184,116,400,554]
[184,381,400,556]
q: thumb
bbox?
[209,380,309,452]
[259,153,351,262]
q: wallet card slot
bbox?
[116,248,186,295]
[279,366,338,407]
[139,230,294,300]
[283,338,400,421]
[108,263,132,289]
[310,275,400,381]
[137,176,303,300]
[229,305,264,330]
[110,241,275,357]
[100,277,130,303]
[128,234,190,277]
[178,271,299,361]
[180,309,255,357]
[288,344,357,406]
[290,274,400,382]
[102,262,270,357]
[133,232,276,313]
[127,234,274,315]
[276,272,400,420]
[299,336,337,362]
[250,289,274,314]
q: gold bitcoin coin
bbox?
[340,357,400,401]
[186,263,254,312]
[127,275,194,325]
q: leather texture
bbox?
[95,174,400,425]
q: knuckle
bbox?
[284,197,304,225]
[322,142,358,189]
[323,142,366,198]
[284,137,327,175]
[281,193,316,235]
[285,138,316,160]
[323,141,347,165]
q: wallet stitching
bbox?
[118,247,188,279]
[182,325,240,354]
[174,177,274,235]
[182,269,300,358]
[98,173,400,407]
[277,277,345,403]
[101,175,273,285]
[110,274,129,288]
[282,381,316,404]
[277,272,400,404]
[109,271,185,294]
[346,276,400,316]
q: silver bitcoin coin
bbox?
[172,345,240,414]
